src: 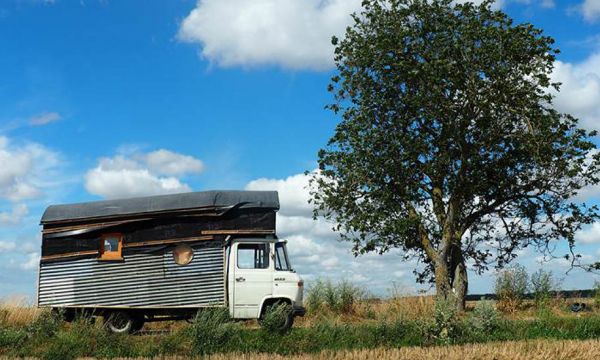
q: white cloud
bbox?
[550,53,600,131]
[579,0,600,21]
[540,0,555,8]
[85,156,189,199]
[84,149,204,199]
[20,253,39,271]
[178,0,361,70]
[246,172,314,217]
[576,222,600,244]
[0,136,59,202]
[143,149,204,176]
[29,111,61,126]
[0,241,16,252]
[178,1,556,71]
[0,204,28,225]
[245,171,423,294]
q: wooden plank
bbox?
[41,236,215,260]
[41,250,99,261]
[42,207,223,226]
[123,235,214,248]
[201,229,275,235]
[42,218,152,234]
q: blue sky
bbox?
[1,0,600,300]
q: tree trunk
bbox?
[451,254,468,311]
[433,244,468,311]
[434,259,452,303]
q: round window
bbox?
[173,244,194,265]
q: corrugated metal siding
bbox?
[38,246,225,308]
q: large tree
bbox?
[311,0,600,310]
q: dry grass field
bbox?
[88,339,600,360]
[190,339,600,360]
[0,297,39,328]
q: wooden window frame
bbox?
[99,233,123,261]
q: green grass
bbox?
[2,308,600,358]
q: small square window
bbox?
[99,233,123,261]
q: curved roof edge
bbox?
[41,190,279,224]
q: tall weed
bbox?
[464,299,501,341]
[530,269,560,309]
[306,279,366,315]
[425,299,459,345]
[495,264,528,313]
[189,307,240,355]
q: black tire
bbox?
[131,315,145,333]
[105,311,135,334]
[259,302,294,333]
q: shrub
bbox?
[189,307,240,355]
[593,281,600,309]
[495,264,529,313]
[467,299,501,334]
[260,303,292,334]
[38,316,100,360]
[306,278,366,314]
[0,328,26,348]
[426,299,459,345]
[306,278,326,312]
[26,308,63,339]
[530,269,559,309]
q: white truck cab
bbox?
[228,238,305,323]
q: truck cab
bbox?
[228,238,304,325]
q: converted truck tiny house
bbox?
[37,190,305,333]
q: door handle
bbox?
[236,277,246,282]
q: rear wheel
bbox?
[105,311,142,334]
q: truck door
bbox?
[232,242,273,318]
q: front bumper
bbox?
[292,306,306,317]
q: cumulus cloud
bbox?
[246,172,314,217]
[178,1,555,71]
[576,222,600,244]
[0,204,28,225]
[29,111,61,126]
[245,171,421,294]
[84,149,204,199]
[143,149,204,176]
[0,136,59,202]
[550,52,600,131]
[578,0,600,21]
[178,0,361,70]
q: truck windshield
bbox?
[275,242,291,271]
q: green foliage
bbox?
[306,279,366,314]
[426,299,459,345]
[593,281,600,308]
[0,328,26,348]
[26,309,63,339]
[530,269,560,309]
[495,264,529,313]
[311,0,600,310]
[189,307,240,355]
[261,303,292,334]
[4,310,600,356]
[467,300,501,335]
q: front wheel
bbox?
[259,302,294,333]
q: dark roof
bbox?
[41,190,279,224]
